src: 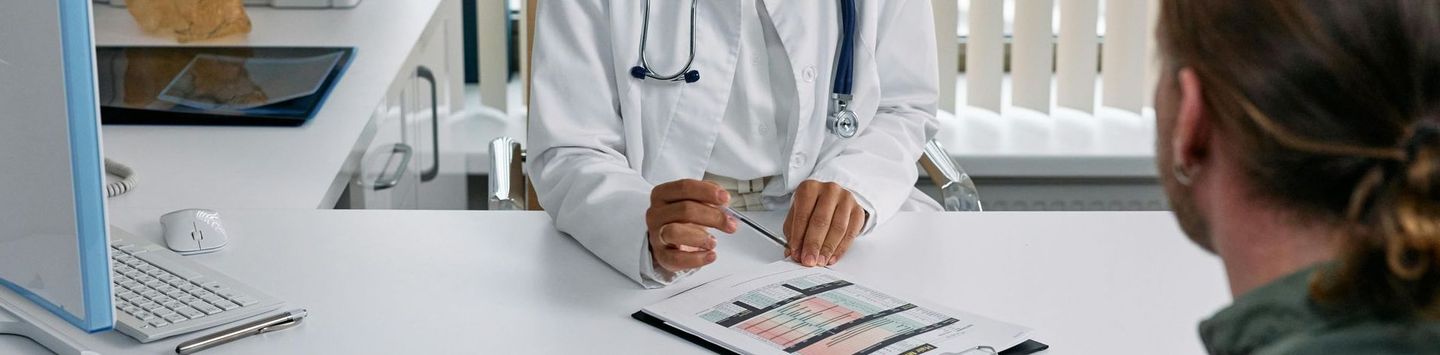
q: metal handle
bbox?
[416,66,441,182]
[488,137,527,210]
[374,143,414,191]
[918,140,983,212]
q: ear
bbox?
[1172,68,1211,173]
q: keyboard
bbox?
[110,230,282,343]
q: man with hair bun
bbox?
[1153,0,1440,353]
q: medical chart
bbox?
[640,261,1033,355]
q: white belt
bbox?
[702,173,773,212]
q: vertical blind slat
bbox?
[965,0,1005,113]
[934,0,961,114]
[1055,0,1099,113]
[1011,0,1055,114]
[1102,0,1150,114]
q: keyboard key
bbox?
[201,294,227,304]
[163,313,188,323]
[144,280,167,289]
[136,253,206,279]
[133,311,157,322]
[176,307,204,319]
[196,304,223,315]
[153,307,177,316]
[215,301,241,311]
[213,288,243,299]
[231,296,259,306]
[141,302,166,312]
[121,306,143,315]
[178,283,198,292]
[148,319,169,328]
[163,301,185,310]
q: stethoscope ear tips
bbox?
[630,66,648,79]
[684,70,700,83]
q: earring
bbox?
[1173,164,1194,186]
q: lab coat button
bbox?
[802,66,816,83]
[790,154,806,168]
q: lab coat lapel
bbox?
[648,0,742,184]
[764,1,840,189]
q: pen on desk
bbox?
[723,207,788,248]
[175,309,308,355]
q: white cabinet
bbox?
[349,0,466,210]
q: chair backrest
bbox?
[518,0,540,210]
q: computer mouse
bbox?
[160,209,229,255]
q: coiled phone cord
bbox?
[105,158,137,198]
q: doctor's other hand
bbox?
[646,179,740,274]
[785,180,867,267]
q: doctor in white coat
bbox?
[528,0,941,288]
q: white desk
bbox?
[93,0,460,212]
[2,211,1229,354]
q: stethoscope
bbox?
[629,0,860,139]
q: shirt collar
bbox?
[1198,264,1331,355]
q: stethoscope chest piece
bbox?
[828,95,859,138]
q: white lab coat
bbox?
[528,0,941,287]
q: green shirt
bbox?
[1199,265,1440,355]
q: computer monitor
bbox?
[0,0,115,349]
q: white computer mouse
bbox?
[160,209,229,255]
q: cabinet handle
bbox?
[375,143,414,191]
[416,66,441,182]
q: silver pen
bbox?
[723,207,787,248]
[175,309,308,354]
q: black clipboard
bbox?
[633,311,1050,355]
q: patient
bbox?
[1153,0,1440,353]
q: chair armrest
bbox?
[488,137,528,210]
[918,140,984,211]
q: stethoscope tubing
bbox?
[833,0,857,96]
[635,0,699,82]
[629,0,860,138]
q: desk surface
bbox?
[93,1,443,212]
[4,210,1228,354]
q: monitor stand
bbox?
[0,298,98,355]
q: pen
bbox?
[175,309,308,354]
[723,207,788,248]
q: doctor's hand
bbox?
[785,180,867,267]
[646,180,740,274]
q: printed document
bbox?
[640,261,1033,355]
